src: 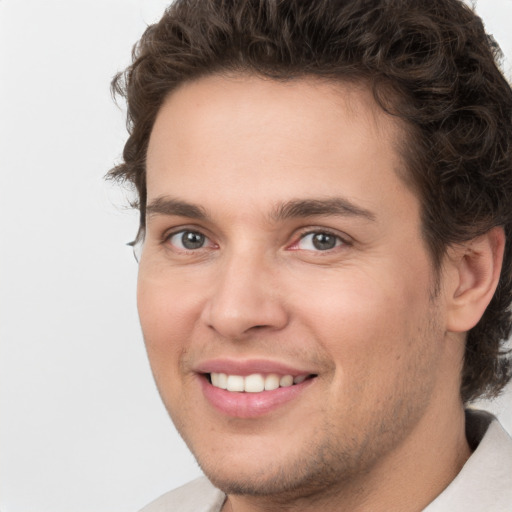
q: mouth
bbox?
[196,359,318,417]
[199,369,317,418]
[205,372,316,392]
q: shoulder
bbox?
[424,409,512,512]
[138,476,226,512]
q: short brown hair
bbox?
[109,0,512,403]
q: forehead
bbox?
[149,74,402,154]
[146,74,414,219]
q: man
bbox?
[109,0,512,510]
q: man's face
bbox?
[138,75,459,497]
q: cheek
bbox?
[136,271,199,379]
[293,263,436,383]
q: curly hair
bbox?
[109,0,512,403]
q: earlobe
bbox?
[446,227,505,333]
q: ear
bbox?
[445,227,505,333]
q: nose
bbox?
[200,250,289,340]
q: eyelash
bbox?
[161,227,350,253]
[163,228,216,252]
[289,228,349,252]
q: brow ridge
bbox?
[270,198,376,222]
[146,196,207,219]
[145,196,376,223]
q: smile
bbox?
[208,372,311,392]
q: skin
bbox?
[137,75,501,511]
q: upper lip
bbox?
[194,358,316,377]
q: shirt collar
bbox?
[423,409,512,511]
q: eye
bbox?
[167,230,211,250]
[296,231,344,251]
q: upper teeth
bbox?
[210,373,308,393]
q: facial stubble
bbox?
[164,301,446,507]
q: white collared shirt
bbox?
[424,409,512,511]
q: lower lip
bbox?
[200,376,315,418]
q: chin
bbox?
[199,460,324,498]
[189,433,362,500]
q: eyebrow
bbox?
[270,198,376,222]
[146,197,208,219]
[145,196,376,223]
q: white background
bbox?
[1,1,511,511]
